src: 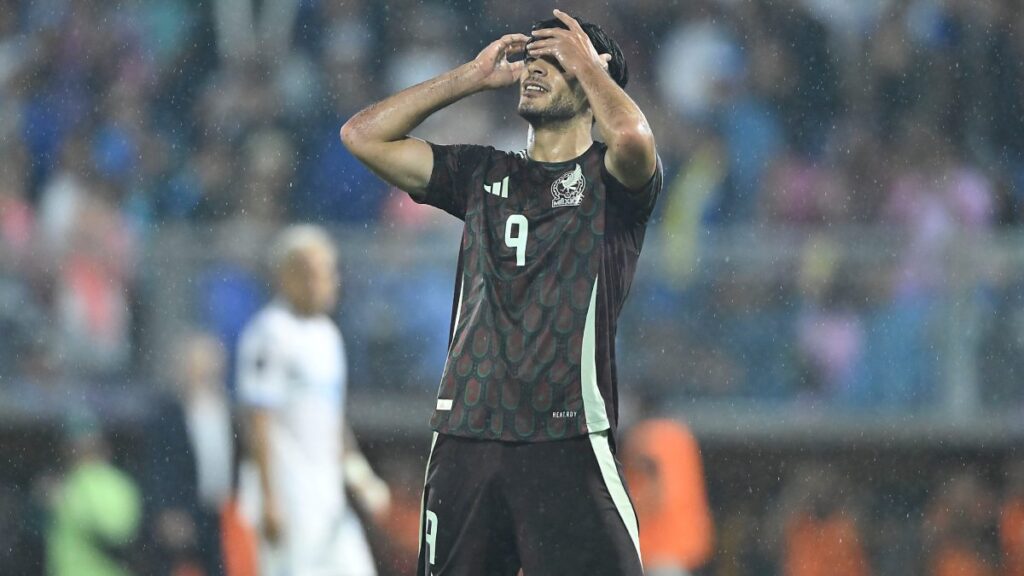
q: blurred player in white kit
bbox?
[236,225,389,576]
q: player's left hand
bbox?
[527,9,612,78]
[344,453,392,524]
[472,33,532,90]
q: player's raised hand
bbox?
[472,33,531,90]
[527,9,611,77]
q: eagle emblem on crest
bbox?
[551,163,586,208]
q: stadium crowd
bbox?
[3,0,1024,403]
[2,0,1024,574]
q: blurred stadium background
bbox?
[2,0,1024,574]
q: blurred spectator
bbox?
[923,473,1001,576]
[212,0,300,66]
[867,4,921,144]
[712,28,785,224]
[655,1,742,122]
[987,2,1024,218]
[830,126,891,224]
[0,141,34,265]
[143,332,235,576]
[794,236,864,401]
[773,465,872,576]
[32,129,139,376]
[0,140,42,378]
[384,2,462,95]
[293,0,386,223]
[160,138,237,221]
[1002,462,1024,576]
[52,176,137,374]
[842,122,995,408]
[37,133,93,253]
[192,63,275,153]
[883,123,994,299]
[622,418,714,575]
[237,128,293,223]
[760,155,849,226]
[716,504,776,576]
[46,411,142,576]
[740,0,840,156]
[657,131,728,285]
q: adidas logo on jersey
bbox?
[484,176,509,198]
[551,163,586,207]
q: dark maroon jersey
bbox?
[414,141,662,442]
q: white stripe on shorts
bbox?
[589,431,642,562]
[418,432,439,557]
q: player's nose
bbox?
[526,57,547,77]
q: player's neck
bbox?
[525,120,592,163]
[278,297,319,318]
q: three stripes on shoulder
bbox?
[484,176,510,198]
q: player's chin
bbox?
[317,294,338,314]
[517,99,543,120]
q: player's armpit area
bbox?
[339,127,434,200]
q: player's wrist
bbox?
[573,55,611,85]
[344,453,391,516]
[461,60,495,92]
[263,498,280,517]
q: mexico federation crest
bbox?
[551,163,586,208]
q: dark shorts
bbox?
[417,431,643,576]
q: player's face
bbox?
[517,55,587,125]
[282,245,339,316]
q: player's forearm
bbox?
[341,62,488,146]
[248,411,278,506]
[575,62,657,179]
[576,62,651,145]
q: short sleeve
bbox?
[236,321,288,409]
[418,143,492,220]
[603,154,664,226]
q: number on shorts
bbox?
[425,510,438,565]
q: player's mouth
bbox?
[522,81,549,97]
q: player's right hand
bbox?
[262,501,284,545]
[472,34,531,90]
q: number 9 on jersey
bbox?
[504,214,529,267]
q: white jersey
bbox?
[236,302,375,575]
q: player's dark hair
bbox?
[530,15,628,88]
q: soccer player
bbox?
[235,225,390,576]
[342,9,661,575]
